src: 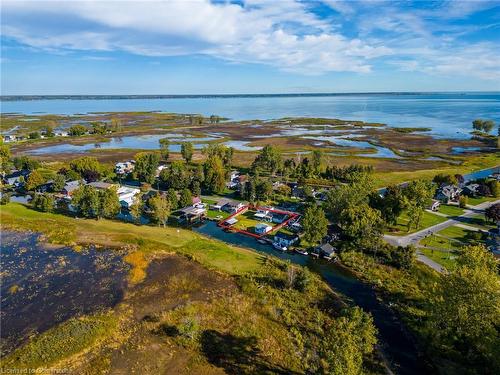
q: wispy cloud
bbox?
[1,0,499,81]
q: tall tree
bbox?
[158,138,170,161]
[149,194,170,227]
[311,150,323,176]
[252,144,282,174]
[203,155,226,194]
[179,188,193,208]
[320,307,377,375]
[302,205,328,244]
[51,174,66,192]
[129,194,143,224]
[339,203,384,248]
[25,170,45,191]
[32,193,54,212]
[181,142,194,163]
[166,188,179,210]
[134,152,160,184]
[72,185,100,218]
[429,245,500,370]
[98,188,121,219]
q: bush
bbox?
[32,193,55,212]
[0,193,11,205]
[459,195,468,208]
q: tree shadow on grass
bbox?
[200,330,296,375]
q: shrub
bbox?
[459,195,468,208]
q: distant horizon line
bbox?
[1,91,499,101]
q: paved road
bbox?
[384,199,499,272]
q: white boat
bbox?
[273,243,287,251]
[295,249,308,256]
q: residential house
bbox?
[62,180,82,197]
[156,165,168,177]
[222,200,246,214]
[209,198,231,211]
[3,170,29,186]
[272,212,289,224]
[316,243,336,260]
[462,183,480,197]
[254,206,273,222]
[54,130,69,137]
[87,181,116,190]
[117,186,141,208]
[255,223,272,235]
[115,160,135,175]
[38,180,54,193]
[3,135,16,143]
[173,205,207,225]
[435,185,462,203]
[273,232,299,248]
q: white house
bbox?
[115,160,135,175]
[273,232,299,248]
[255,223,272,235]
[117,186,141,208]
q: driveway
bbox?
[384,199,498,272]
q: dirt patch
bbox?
[72,254,238,374]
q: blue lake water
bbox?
[2,92,499,139]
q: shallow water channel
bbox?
[194,221,431,375]
[0,231,129,354]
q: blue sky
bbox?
[1,0,500,94]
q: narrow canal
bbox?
[194,221,432,375]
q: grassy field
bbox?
[437,204,464,217]
[466,195,498,206]
[2,312,117,370]
[0,203,262,276]
[386,210,448,236]
[372,154,499,187]
[419,247,458,271]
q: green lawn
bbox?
[205,209,231,220]
[460,214,496,231]
[437,204,464,217]
[419,247,458,271]
[467,196,497,206]
[232,210,268,233]
[1,203,263,276]
[386,210,448,236]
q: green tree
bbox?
[339,203,384,247]
[158,138,170,161]
[391,245,416,270]
[134,152,160,184]
[203,155,226,194]
[52,174,66,192]
[91,122,107,135]
[98,188,121,219]
[191,180,201,197]
[68,124,87,136]
[487,180,499,197]
[302,205,328,245]
[32,193,54,212]
[44,124,55,137]
[482,120,495,133]
[252,144,282,174]
[403,179,433,229]
[181,142,194,163]
[255,180,273,201]
[129,194,143,224]
[13,156,40,171]
[166,188,179,210]
[149,194,170,227]
[160,161,189,190]
[0,141,12,172]
[69,156,102,178]
[311,150,323,175]
[25,170,45,191]
[29,131,41,139]
[472,119,484,131]
[429,245,500,370]
[321,307,377,375]
[326,173,374,219]
[459,195,468,208]
[72,185,100,218]
[179,188,192,208]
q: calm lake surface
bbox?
[2,92,499,139]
